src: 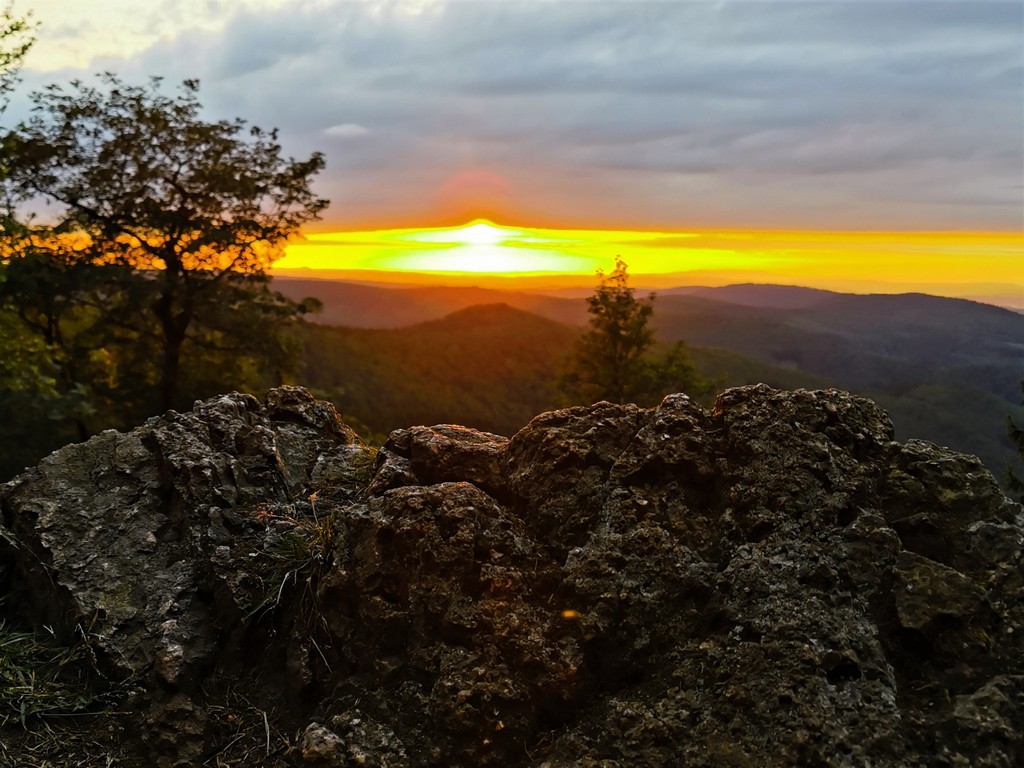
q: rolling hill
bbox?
[277,277,585,328]
[297,302,838,441]
[299,303,581,439]
[652,289,1024,476]
[653,289,1023,394]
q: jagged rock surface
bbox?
[1,384,1021,767]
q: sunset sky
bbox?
[9,1,1024,301]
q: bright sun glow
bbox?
[389,220,573,272]
[409,221,507,247]
[283,219,605,275]
[276,221,1024,306]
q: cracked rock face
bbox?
[0,387,366,684]
[2,384,1022,767]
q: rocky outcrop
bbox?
[1,384,1021,767]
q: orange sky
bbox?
[275,220,1024,308]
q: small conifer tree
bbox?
[558,258,712,406]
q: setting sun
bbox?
[387,220,591,273]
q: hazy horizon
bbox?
[272,270,1024,313]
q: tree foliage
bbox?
[0,2,33,108]
[0,4,62,476]
[1,74,327,410]
[0,73,326,477]
[558,258,713,406]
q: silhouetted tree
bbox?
[559,258,655,403]
[1,74,327,411]
[558,258,712,405]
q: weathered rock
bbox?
[893,550,986,630]
[316,481,578,765]
[1,384,1022,767]
[370,424,508,499]
[294,714,408,767]
[297,721,346,764]
[0,388,368,721]
[506,400,647,555]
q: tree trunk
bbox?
[154,271,192,413]
[159,330,183,412]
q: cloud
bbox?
[325,123,370,139]
[11,0,1022,230]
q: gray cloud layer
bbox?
[12,1,1023,229]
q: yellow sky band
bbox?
[275,220,1024,304]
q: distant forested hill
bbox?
[286,278,1024,481]
[298,304,580,439]
[276,277,585,328]
[653,288,1023,397]
[650,287,1024,477]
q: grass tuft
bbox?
[0,619,133,728]
[244,492,342,627]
